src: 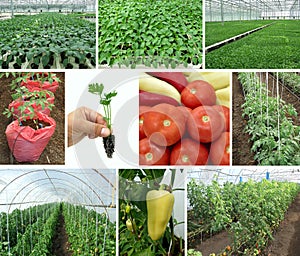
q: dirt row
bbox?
[188,193,300,256]
[232,72,300,165]
[0,73,65,164]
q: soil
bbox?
[0,72,65,164]
[21,119,51,130]
[232,72,300,165]
[188,193,300,256]
[51,209,73,256]
[103,134,115,158]
[232,72,256,165]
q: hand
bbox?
[68,106,111,147]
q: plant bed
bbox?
[0,72,65,164]
[5,113,56,162]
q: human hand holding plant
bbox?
[67,106,111,147]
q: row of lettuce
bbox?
[0,13,95,69]
[0,203,115,255]
[188,179,300,255]
[239,72,300,165]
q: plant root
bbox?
[103,134,115,158]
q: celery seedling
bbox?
[88,83,117,158]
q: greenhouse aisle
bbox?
[51,206,72,256]
[266,193,300,255]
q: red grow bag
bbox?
[8,90,55,118]
[21,73,59,93]
[5,112,56,162]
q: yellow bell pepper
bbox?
[139,73,181,103]
[188,72,230,90]
[216,86,230,108]
[146,190,175,241]
[126,219,133,232]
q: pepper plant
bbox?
[88,83,117,158]
[119,169,185,256]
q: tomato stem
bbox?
[163,119,171,127]
[226,145,230,153]
[182,155,189,163]
[145,152,153,161]
[190,88,197,95]
[202,115,210,123]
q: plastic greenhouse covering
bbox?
[0,0,96,13]
[0,169,116,217]
[187,167,300,184]
[206,0,300,21]
[0,169,116,255]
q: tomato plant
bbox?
[143,103,186,146]
[181,80,216,109]
[170,138,209,165]
[139,138,170,165]
[187,106,225,143]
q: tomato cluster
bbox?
[139,73,230,166]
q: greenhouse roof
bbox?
[187,167,300,184]
[206,0,300,11]
[0,169,116,215]
[0,0,95,5]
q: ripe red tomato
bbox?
[139,138,170,165]
[139,106,151,140]
[170,138,209,165]
[177,106,192,122]
[181,80,216,109]
[213,105,230,132]
[143,103,186,146]
[187,106,225,143]
[210,132,230,165]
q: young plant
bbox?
[3,86,54,128]
[88,83,117,158]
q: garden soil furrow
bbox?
[265,193,300,256]
[0,73,65,164]
[51,210,73,256]
[232,72,256,165]
[193,230,232,256]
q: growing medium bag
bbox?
[8,91,55,118]
[5,113,56,162]
[21,73,59,93]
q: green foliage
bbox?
[205,20,273,46]
[119,169,184,256]
[188,179,300,255]
[63,204,116,256]
[239,72,300,165]
[98,0,202,68]
[276,72,300,96]
[88,83,117,130]
[0,13,95,69]
[206,20,300,68]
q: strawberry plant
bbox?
[99,0,202,68]
[88,83,117,158]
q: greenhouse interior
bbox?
[187,168,300,256]
[0,169,116,255]
[205,0,300,68]
[206,0,300,21]
[0,0,96,16]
